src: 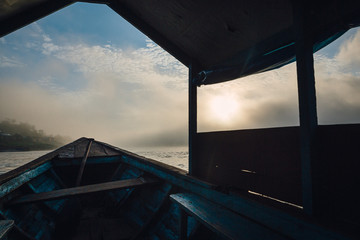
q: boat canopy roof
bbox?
[1,0,359,84]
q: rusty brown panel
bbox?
[193,126,302,205]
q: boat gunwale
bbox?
[0,137,191,186]
[0,138,90,185]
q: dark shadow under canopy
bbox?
[1,0,359,84]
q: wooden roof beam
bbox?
[107,0,198,69]
[0,0,74,38]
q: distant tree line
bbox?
[0,119,71,151]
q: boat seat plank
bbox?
[9,177,158,205]
[0,220,14,239]
[170,193,287,240]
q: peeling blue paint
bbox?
[0,162,52,198]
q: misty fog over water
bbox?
[0,150,50,174]
[0,147,188,175]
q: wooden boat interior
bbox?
[0,138,186,239]
[0,136,359,239]
[0,137,291,240]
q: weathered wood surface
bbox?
[10,177,158,205]
[132,183,173,240]
[170,193,287,240]
[75,139,93,186]
[121,152,348,240]
[0,162,52,199]
[0,138,124,197]
[193,127,302,205]
[0,220,14,239]
[53,156,122,167]
[0,138,90,185]
[0,136,355,239]
[59,138,120,159]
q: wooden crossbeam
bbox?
[9,177,158,205]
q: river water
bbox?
[0,150,51,175]
[0,147,188,175]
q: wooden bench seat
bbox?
[170,193,287,240]
[10,177,158,205]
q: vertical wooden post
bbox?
[188,64,198,176]
[293,2,318,215]
[179,210,188,240]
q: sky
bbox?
[1,2,360,148]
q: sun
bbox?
[209,95,239,123]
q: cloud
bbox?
[312,28,360,124]
[198,63,299,131]
[335,29,360,70]
[1,23,360,148]
[0,76,188,147]
[42,42,61,55]
[0,56,25,68]
[0,24,188,147]
[198,28,360,132]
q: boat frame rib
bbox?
[9,177,158,205]
[75,139,93,186]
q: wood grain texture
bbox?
[75,139,93,186]
[170,193,287,240]
[0,162,52,199]
[193,127,302,205]
[10,177,158,205]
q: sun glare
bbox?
[210,95,239,123]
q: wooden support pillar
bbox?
[293,2,318,215]
[188,64,198,176]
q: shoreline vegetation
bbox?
[0,119,71,152]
